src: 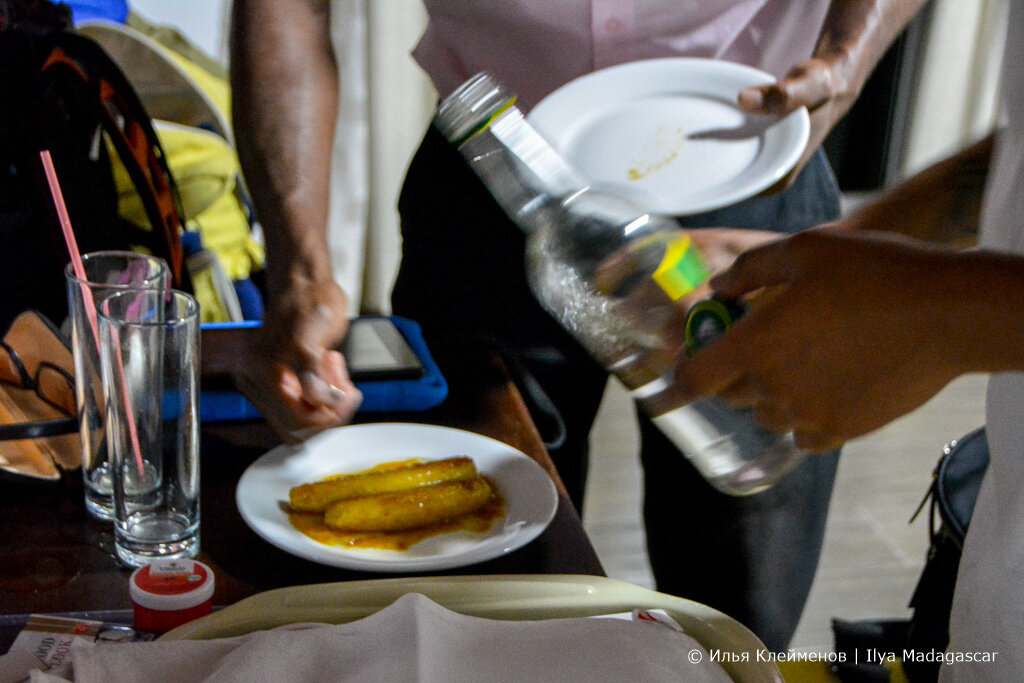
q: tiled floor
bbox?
[581,373,989,651]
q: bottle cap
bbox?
[684,297,746,354]
[129,559,215,633]
[434,72,516,146]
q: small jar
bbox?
[129,559,215,633]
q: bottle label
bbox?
[134,560,208,596]
[652,235,709,301]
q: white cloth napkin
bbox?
[28,593,732,682]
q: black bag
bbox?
[0,0,187,329]
[902,427,989,682]
[831,427,989,683]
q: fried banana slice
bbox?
[323,478,493,531]
[289,456,477,513]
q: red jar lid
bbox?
[130,559,215,633]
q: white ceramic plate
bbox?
[528,58,810,216]
[235,423,558,572]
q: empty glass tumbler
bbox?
[65,251,168,519]
[98,289,200,567]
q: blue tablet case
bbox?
[198,317,448,422]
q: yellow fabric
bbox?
[189,263,229,323]
[190,192,265,281]
[111,122,235,222]
[776,659,909,682]
[107,119,263,321]
[776,661,840,682]
[100,20,264,298]
[161,48,232,134]
[108,117,263,281]
[126,12,229,85]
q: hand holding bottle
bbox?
[668,227,969,452]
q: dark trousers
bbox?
[393,126,841,651]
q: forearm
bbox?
[950,251,1024,373]
[746,0,930,185]
[843,136,993,246]
[812,0,929,107]
[230,0,339,296]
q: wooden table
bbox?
[0,344,604,645]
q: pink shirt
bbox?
[413,0,832,111]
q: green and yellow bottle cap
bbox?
[684,297,745,354]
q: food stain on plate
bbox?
[627,126,687,181]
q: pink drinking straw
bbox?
[40,150,147,479]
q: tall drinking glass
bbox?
[98,289,200,567]
[65,251,167,520]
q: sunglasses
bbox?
[0,338,78,440]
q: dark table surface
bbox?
[0,344,604,650]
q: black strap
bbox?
[36,31,187,288]
[0,311,78,441]
[0,414,77,440]
[497,346,567,451]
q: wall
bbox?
[897,0,1008,177]
[125,0,424,311]
[130,0,231,64]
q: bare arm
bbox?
[230,0,361,440]
[843,136,994,246]
[232,0,337,297]
[741,0,930,183]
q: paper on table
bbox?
[31,594,732,682]
[0,650,44,683]
[0,614,153,683]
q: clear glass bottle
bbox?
[434,72,808,495]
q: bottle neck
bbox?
[435,73,587,233]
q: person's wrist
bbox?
[813,44,867,111]
[267,256,332,293]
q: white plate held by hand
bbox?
[528,58,810,216]
[235,423,557,572]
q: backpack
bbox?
[78,16,267,323]
[0,0,187,330]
